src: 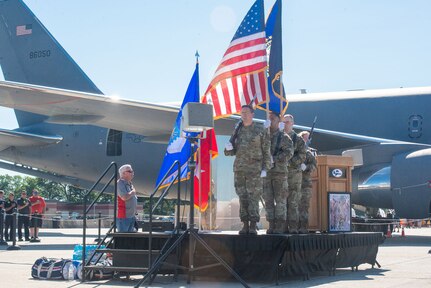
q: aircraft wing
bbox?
[2,80,417,152]
[0,128,62,151]
[0,81,235,139]
[293,124,426,153]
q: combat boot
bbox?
[239,221,249,235]
[249,221,258,235]
[266,220,275,234]
[298,222,309,234]
[273,219,285,234]
[288,221,298,234]
[283,221,290,234]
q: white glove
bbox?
[264,119,271,129]
[225,142,234,151]
[278,122,285,131]
[260,170,267,178]
[301,163,307,171]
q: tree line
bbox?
[0,175,180,214]
[0,174,112,203]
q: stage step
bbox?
[85,265,149,273]
[96,248,161,255]
[97,231,180,276]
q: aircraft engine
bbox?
[353,147,431,219]
[390,148,431,219]
[354,166,393,210]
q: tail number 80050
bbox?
[29,50,51,59]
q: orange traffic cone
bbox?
[386,224,392,238]
[401,227,405,237]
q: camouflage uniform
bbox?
[286,131,306,233]
[298,148,317,233]
[263,129,293,233]
[225,123,271,227]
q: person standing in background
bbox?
[17,191,31,241]
[4,192,17,241]
[29,189,46,241]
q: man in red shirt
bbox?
[117,164,137,232]
[29,189,46,241]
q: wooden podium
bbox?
[308,155,353,232]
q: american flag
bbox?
[202,0,267,118]
[16,24,32,36]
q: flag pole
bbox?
[195,50,203,230]
[265,70,270,120]
[279,71,283,115]
[198,138,202,230]
[209,167,213,230]
[208,132,214,230]
[262,0,268,119]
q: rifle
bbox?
[229,119,243,145]
[229,95,258,146]
[307,116,317,147]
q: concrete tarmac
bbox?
[1,227,431,287]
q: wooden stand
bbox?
[308,155,353,232]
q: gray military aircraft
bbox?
[0,0,430,219]
[286,90,431,219]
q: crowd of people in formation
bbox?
[225,105,317,235]
[0,189,46,242]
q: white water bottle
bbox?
[67,263,75,280]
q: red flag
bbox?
[194,129,218,211]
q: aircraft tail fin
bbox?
[0,0,103,127]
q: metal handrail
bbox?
[82,162,118,282]
[148,160,181,269]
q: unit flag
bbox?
[155,63,200,189]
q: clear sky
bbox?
[1,0,431,175]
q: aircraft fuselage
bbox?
[288,88,431,145]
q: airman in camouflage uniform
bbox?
[298,131,318,234]
[283,114,306,234]
[225,105,271,235]
[263,112,293,234]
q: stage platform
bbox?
[110,230,384,283]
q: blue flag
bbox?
[259,0,287,115]
[156,63,200,188]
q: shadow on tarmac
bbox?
[40,232,100,238]
[382,235,431,247]
[109,268,390,288]
[0,243,76,251]
[274,268,390,288]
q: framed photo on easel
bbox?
[328,192,352,232]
